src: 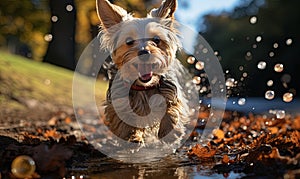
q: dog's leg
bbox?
[158,113,178,138]
[105,105,135,140]
[158,112,185,143]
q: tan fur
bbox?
[96,0,189,143]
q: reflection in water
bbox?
[88,154,229,179]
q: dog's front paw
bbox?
[158,115,184,143]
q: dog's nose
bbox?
[138,49,151,61]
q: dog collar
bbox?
[129,84,158,91]
[124,78,163,91]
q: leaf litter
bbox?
[0,107,300,178]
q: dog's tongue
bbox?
[138,63,153,82]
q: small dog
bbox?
[96,0,190,144]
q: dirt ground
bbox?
[1,104,300,178]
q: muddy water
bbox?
[71,97,300,178]
[69,147,244,179]
[86,155,235,179]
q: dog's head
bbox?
[96,0,181,87]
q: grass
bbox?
[0,51,107,112]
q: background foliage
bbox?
[0,0,299,97]
[201,0,300,96]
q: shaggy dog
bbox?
[96,0,190,144]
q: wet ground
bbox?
[1,99,300,178]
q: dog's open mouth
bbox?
[138,63,153,83]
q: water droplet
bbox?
[11,155,36,178]
[273,43,279,49]
[66,4,73,11]
[187,56,195,64]
[242,72,248,78]
[252,44,257,49]
[267,80,274,87]
[239,66,244,71]
[225,78,235,87]
[269,51,275,57]
[192,76,201,84]
[238,98,246,105]
[245,51,252,60]
[257,61,266,70]
[214,51,219,56]
[44,34,53,42]
[265,90,275,100]
[44,79,51,85]
[202,48,208,54]
[274,63,284,72]
[256,36,262,42]
[281,74,291,83]
[249,16,257,24]
[51,15,58,22]
[286,38,293,46]
[195,61,205,70]
[276,110,285,119]
[283,92,293,103]
[225,70,230,74]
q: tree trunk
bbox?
[44,0,76,70]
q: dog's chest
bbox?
[129,89,159,116]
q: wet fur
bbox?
[96,0,189,143]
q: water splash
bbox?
[274,63,284,72]
[283,92,293,103]
[195,61,205,70]
[249,16,257,24]
[187,56,195,64]
[66,4,73,12]
[286,38,293,46]
[256,36,262,42]
[225,78,235,88]
[238,98,246,106]
[265,90,275,100]
[51,16,58,22]
[192,76,201,85]
[267,80,273,87]
[44,34,53,42]
[257,61,266,70]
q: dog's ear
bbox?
[149,0,177,19]
[96,0,128,29]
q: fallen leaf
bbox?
[188,144,216,158]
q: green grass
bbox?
[0,51,107,111]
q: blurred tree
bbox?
[43,0,76,70]
[200,0,300,97]
[0,0,50,60]
[0,0,164,69]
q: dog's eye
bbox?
[152,36,160,44]
[125,37,135,46]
